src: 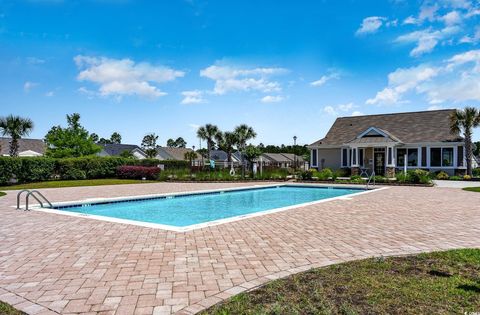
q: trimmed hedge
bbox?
[117,166,160,180]
[0,156,189,185]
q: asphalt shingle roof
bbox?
[310,109,462,146]
[100,144,144,156]
[0,138,46,155]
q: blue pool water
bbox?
[54,185,361,227]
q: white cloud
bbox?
[418,3,439,23]
[310,72,340,87]
[427,104,444,110]
[403,16,418,25]
[181,90,206,104]
[366,65,439,105]
[260,95,284,103]
[200,64,287,95]
[23,81,38,92]
[323,102,358,116]
[188,123,200,131]
[367,49,480,105]
[74,55,184,99]
[395,26,461,56]
[441,10,463,25]
[460,26,480,43]
[323,106,337,115]
[356,16,387,35]
[351,111,364,116]
[45,91,54,97]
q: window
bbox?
[311,149,317,166]
[458,146,464,167]
[407,148,418,166]
[388,147,393,165]
[430,147,454,167]
[397,148,418,167]
[442,148,453,167]
[396,149,406,167]
[430,148,441,167]
[359,149,364,167]
[421,147,427,167]
[352,148,357,165]
[342,148,348,167]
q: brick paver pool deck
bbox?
[0,182,479,315]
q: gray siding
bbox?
[317,148,341,170]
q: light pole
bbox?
[293,135,297,171]
[192,145,195,167]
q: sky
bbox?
[1,0,480,147]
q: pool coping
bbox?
[22,183,388,232]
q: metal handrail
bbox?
[366,171,376,190]
[25,190,53,211]
[16,189,31,209]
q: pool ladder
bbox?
[366,171,376,190]
[16,190,53,211]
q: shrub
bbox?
[301,169,315,180]
[396,171,410,183]
[0,157,22,185]
[449,176,462,181]
[463,175,472,181]
[62,168,87,180]
[471,168,480,177]
[350,175,362,181]
[116,166,160,180]
[436,171,449,180]
[318,168,333,181]
[373,175,387,183]
[407,169,431,184]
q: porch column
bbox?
[386,146,396,178]
[351,146,360,175]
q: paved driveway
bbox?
[0,182,479,315]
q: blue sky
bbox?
[1,0,480,146]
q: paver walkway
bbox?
[0,182,479,315]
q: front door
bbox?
[374,151,385,176]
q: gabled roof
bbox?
[210,150,242,162]
[156,147,200,160]
[261,153,304,163]
[310,109,462,146]
[100,144,146,156]
[0,138,46,156]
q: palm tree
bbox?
[0,115,34,157]
[184,151,198,167]
[234,124,257,177]
[196,124,220,160]
[450,107,480,176]
[215,131,238,164]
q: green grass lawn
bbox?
[202,249,480,315]
[0,301,25,315]
[463,187,480,192]
[0,178,156,191]
[0,191,6,197]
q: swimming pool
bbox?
[47,185,369,231]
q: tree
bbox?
[90,133,99,143]
[175,137,187,148]
[184,151,197,166]
[450,107,480,176]
[141,133,159,158]
[0,115,34,157]
[234,124,257,177]
[110,132,122,144]
[244,144,262,175]
[166,138,176,147]
[215,131,238,163]
[120,150,135,159]
[98,138,110,145]
[44,113,101,158]
[197,124,220,160]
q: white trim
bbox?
[311,148,318,167]
[356,127,389,139]
[25,184,387,232]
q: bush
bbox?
[473,168,480,177]
[301,169,315,180]
[373,175,387,183]
[396,171,410,183]
[0,157,22,185]
[463,175,472,181]
[350,175,362,181]
[318,168,333,181]
[62,168,87,180]
[116,166,160,180]
[449,176,462,181]
[436,171,449,180]
[408,169,432,184]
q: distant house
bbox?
[260,153,305,169]
[308,109,466,177]
[209,150,241,167]
[98,144,147,159]
[0,138,46,157]
[156,147,201,163]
